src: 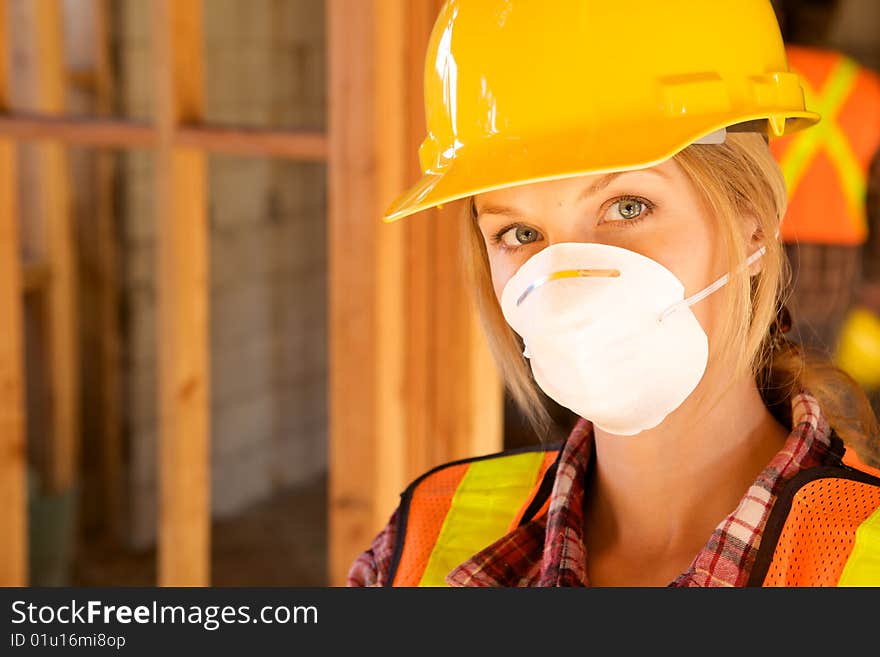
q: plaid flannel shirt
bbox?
[347,392,839,587]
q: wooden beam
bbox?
[0,0,28,586]
[94,0,123,545]
[328,0,503,586]
[175,125,327,160]
[68,69,98,92]
[398,0,502,529]
[0,114,155,147]
[34,0,79,493]
[371,0,408,564]
[22,259,51,291]
[401,1,433,484]
[0,113,329,159]
[329,0,384,587]
[154,0,210,587]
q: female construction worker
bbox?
[348,0,880,587]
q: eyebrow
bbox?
[475,169,668,222]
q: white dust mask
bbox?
[500,241,765,435]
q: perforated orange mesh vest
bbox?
[771,45,880,245]
[748,447,880,586]
[386,444,880,587]
[388,444,559,587]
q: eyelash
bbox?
[489,195,656,252]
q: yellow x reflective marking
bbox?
[779,57,866,236]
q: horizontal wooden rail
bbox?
[68,70,99,92]
[175,124,327,160]
[0,114,154,148]
[0,113,327,160]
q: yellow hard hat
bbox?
[835,307,880,391]
[383,0,820,223]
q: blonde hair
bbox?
[460,131,880,467]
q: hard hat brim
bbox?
[382,111,820,223]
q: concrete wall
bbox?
[117,0,327,549]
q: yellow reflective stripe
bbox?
[837,504,880,586]
[780,59,856,192]
[780,120,822,195]
[779,57,865,234]
[418,451,546,587]
[780,57,858,190]
[825,124,868,226]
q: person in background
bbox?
[770,0,880,411]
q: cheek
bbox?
[645,224,720,336]
[488,252,519,303]
[491,264,510,303]
[675,241,726,348]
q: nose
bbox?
[547,229,593,246]
[516,268,621,307]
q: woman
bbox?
[348,0,880,587]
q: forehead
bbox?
[474,158,685,212]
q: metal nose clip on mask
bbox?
[500,241,766,436]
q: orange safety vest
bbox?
[386,442,880,587]
[771,45,880,245]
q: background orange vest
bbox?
[772,45,880,245]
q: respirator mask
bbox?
[500,241,765,435]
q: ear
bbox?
[745,215,764,276]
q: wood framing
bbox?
[0,0,27,587]
[0,114,154,147]
[22,260,51,292]
[328,0,503,586]
[93,0,123,542]
[328,0,382,587]
[174,125,326,159]
[33,0,79,493]
[2,0,500,588]
[153,0,210,587]
[0,114,327,159]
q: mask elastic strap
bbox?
[658,245,766,323]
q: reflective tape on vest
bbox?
[837,505,880,585]
[390,447,558,587]
[419,451,547,586]
[758,452,880,587]
[772,46,880,245]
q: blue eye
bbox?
[601,196,654,225]
[495,224,542,250]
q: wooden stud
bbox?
[153,0,210,587]
[466,308,504,459]
[22,259,51,291]
[329,0,381,587]
[372,0,408,559]
[1,0,502,590]
[93,0,123,544]
[422,0,502,465]
[401,0,434,483]
[33,0,78,493]
[0,0,27,587]
[328,0,503,585]
[399,0,502,504]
